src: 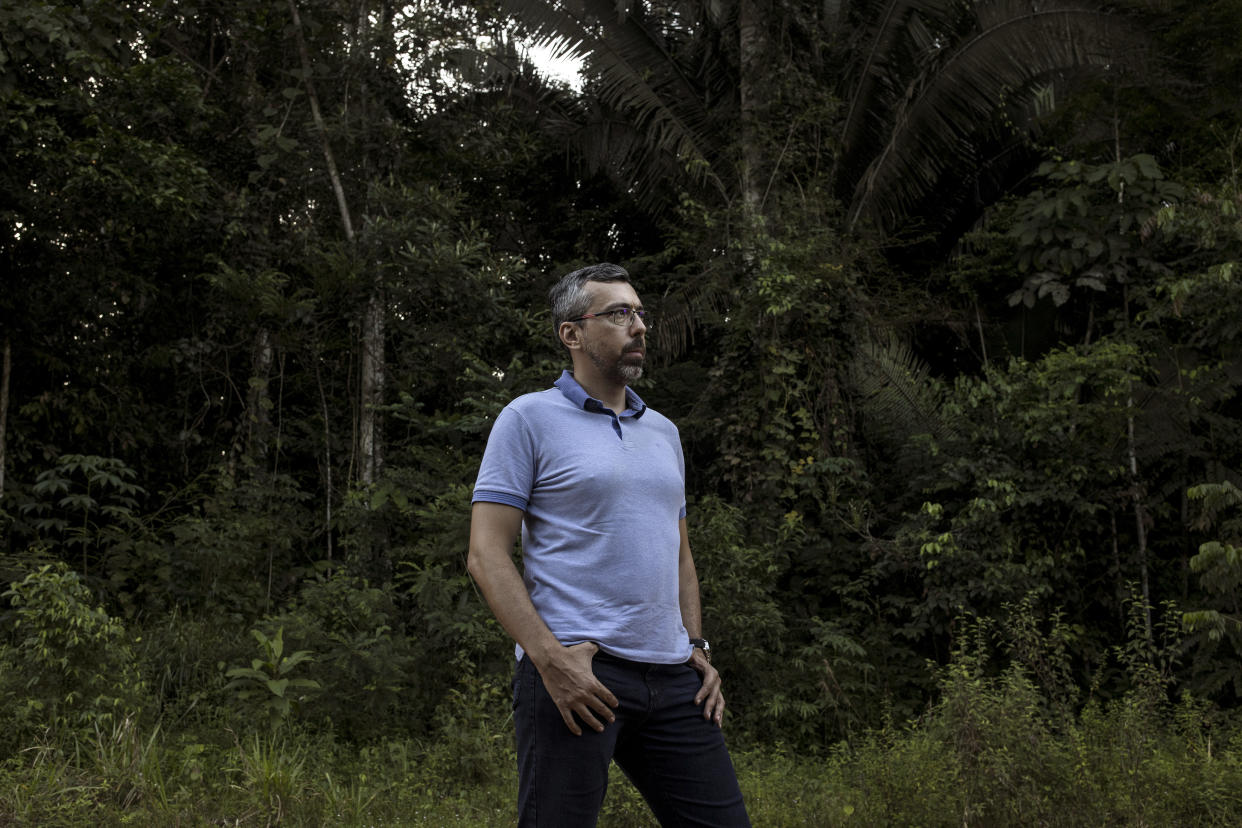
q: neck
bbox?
[571,366,628,413]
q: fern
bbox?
[849,331,953,476]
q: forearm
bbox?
[469,547,562,667]
[676,518,725,724]
[679,565,703,640]
[676,518,703,638]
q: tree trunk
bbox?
[248,326,274,462]
[316,361,333,560]
[737,0,764,219]
[227,326,274,478]
[358,288,385,485]
[1127,391,1153,642]
[289,0,385,488]
[288,0,355,242]
[0,336,10,500]
[1115,111,1153,643]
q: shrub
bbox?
[0,563,147,749]
[267,572,421,740]
[223,627,321,730]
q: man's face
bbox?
[577,280,647,384]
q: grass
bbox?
[4,694,1242,828]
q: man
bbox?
[467,263,750,826]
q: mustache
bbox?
[624,336,645,352]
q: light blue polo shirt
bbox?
[472,370,692,664]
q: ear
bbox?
[558,321,583,351]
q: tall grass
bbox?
[4,590,1241,825]
[3,685,1242,826]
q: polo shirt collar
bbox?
[555,369,647,417]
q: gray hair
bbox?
[548,263,632,333]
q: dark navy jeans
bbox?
[513,650,751,827]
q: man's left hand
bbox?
[688,648,725,727]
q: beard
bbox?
[586,336,645,384]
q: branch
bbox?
[287,0,355,241]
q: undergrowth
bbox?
[4,586,1242,825]
[3,675,1241,826]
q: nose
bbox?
[630,312,647,333]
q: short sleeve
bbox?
[472,405,536,511]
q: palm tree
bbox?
[493,0,1146,241]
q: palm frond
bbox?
[650,262,736,361]
[497,0,731,198]
[847,1,1147,236]
[849,330,954,471]
[836,0,961,182]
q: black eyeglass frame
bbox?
[568,307,651,327]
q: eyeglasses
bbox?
[569,307,652,328]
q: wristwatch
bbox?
[689,638,711,661]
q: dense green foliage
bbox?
[4,0,1242,822]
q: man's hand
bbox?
[688,648,725,727]
[535,641,619,736]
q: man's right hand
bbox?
[534,641,619,736]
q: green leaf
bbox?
[277,649,315,674]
